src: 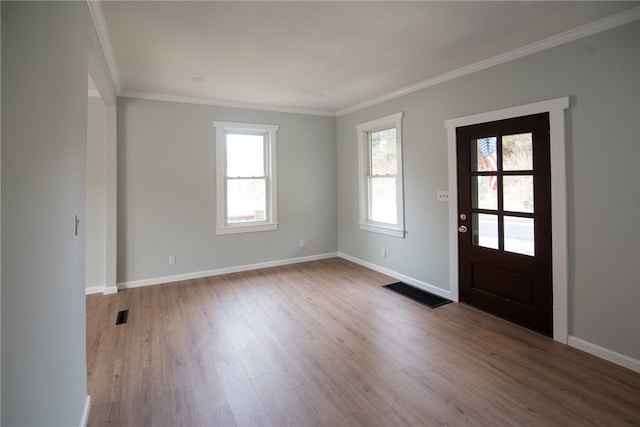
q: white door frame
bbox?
[88,45,118,295]
[444,97,570,343]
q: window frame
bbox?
[213,121,278,235]
[356,112,405,238]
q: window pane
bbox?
[472,137,497,172]
[472,176,498,210]
[226,133,264,177]
[502,133,533,171]
[370,128,397,175]
[226,179,266,223]
[473,213,498,250]
[504,175,534,213]
[504,216,534,256]
[369,176,397,224]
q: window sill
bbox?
[359,223,405,238]
[216,223,278,235]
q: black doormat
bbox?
[383,282,452,309]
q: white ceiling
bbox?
[100,1,639,115]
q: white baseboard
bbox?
[103,285,118,295]
[86,285,118,295]
[117,252,339,290]
[85,286,103,295]
[568,336,640,374]
[79,395,90,427]
[338,252,452,300]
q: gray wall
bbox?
[337,22,640,360]
[1,2,114,425]
[0,2,3,421]
[118,98,337,284]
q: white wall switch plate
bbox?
[437,191,449,202]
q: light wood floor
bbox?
[87,258,640,426]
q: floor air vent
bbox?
[115,310,129,325]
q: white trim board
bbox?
[85,286,103,295]
[117,253,338,290]
[568,336,640,374]
[444,96,570,344]
[86,0,121,93]
[121,91,335,117]
[116,252,451,299]
[103,285,118,295]
[85,285,118,295]
[338,252,452,301]
[79,395,90,427]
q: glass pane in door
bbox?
[472,176,498,210]
[502,133,533,171]
[471,137,498,172]
[504,216,535,256]
[472,213,499,250]
[503,176,534,213]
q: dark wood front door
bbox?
[456,113,552,336]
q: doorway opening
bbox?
[87,46,117,295]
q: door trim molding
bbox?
[444,97,570,343]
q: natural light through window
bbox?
[357,112,405,238]
[369,128,398,224]
[213,121,278,234]
[226,133,266,224]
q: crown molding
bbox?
[85,2,639,118]
[86,0,121,93]
[336,6,640,116]
[119,91,336,117]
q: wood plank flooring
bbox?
[87,258,640,426]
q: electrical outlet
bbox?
[299,239,304,248]
[381,248,386,258]
[169,255,176,265]
[437,191,449,202]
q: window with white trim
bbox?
[213,121,278,235]
[356,112,405,238]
